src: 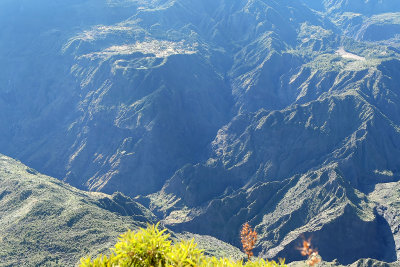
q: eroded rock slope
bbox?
[0,0,400,264]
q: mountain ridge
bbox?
[0,0,400,264]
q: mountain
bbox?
[0,0,400,265]
[0,154,155,266]
[0,153,245,266]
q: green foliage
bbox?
[0,155,154,266]
[80,223,286,267]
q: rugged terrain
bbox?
[0,154,154,266]
[0,154,243,266]
[0,0,400,265]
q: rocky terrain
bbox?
[0,153,243,265]
[0,0,400,265]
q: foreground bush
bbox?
[80,223,286,267]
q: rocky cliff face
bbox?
[1,0,400,264]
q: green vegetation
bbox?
[80,224,286,267]
[174,232,245,261]
[0,154,154,266]
[0,154,248,266]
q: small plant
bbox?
[80,223,286,267]
[299,238,321,266]
[240,222,258,260]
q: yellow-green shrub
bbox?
[80,223,286,267]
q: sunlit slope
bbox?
[0,154,155,266]
[0,0,400,265]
